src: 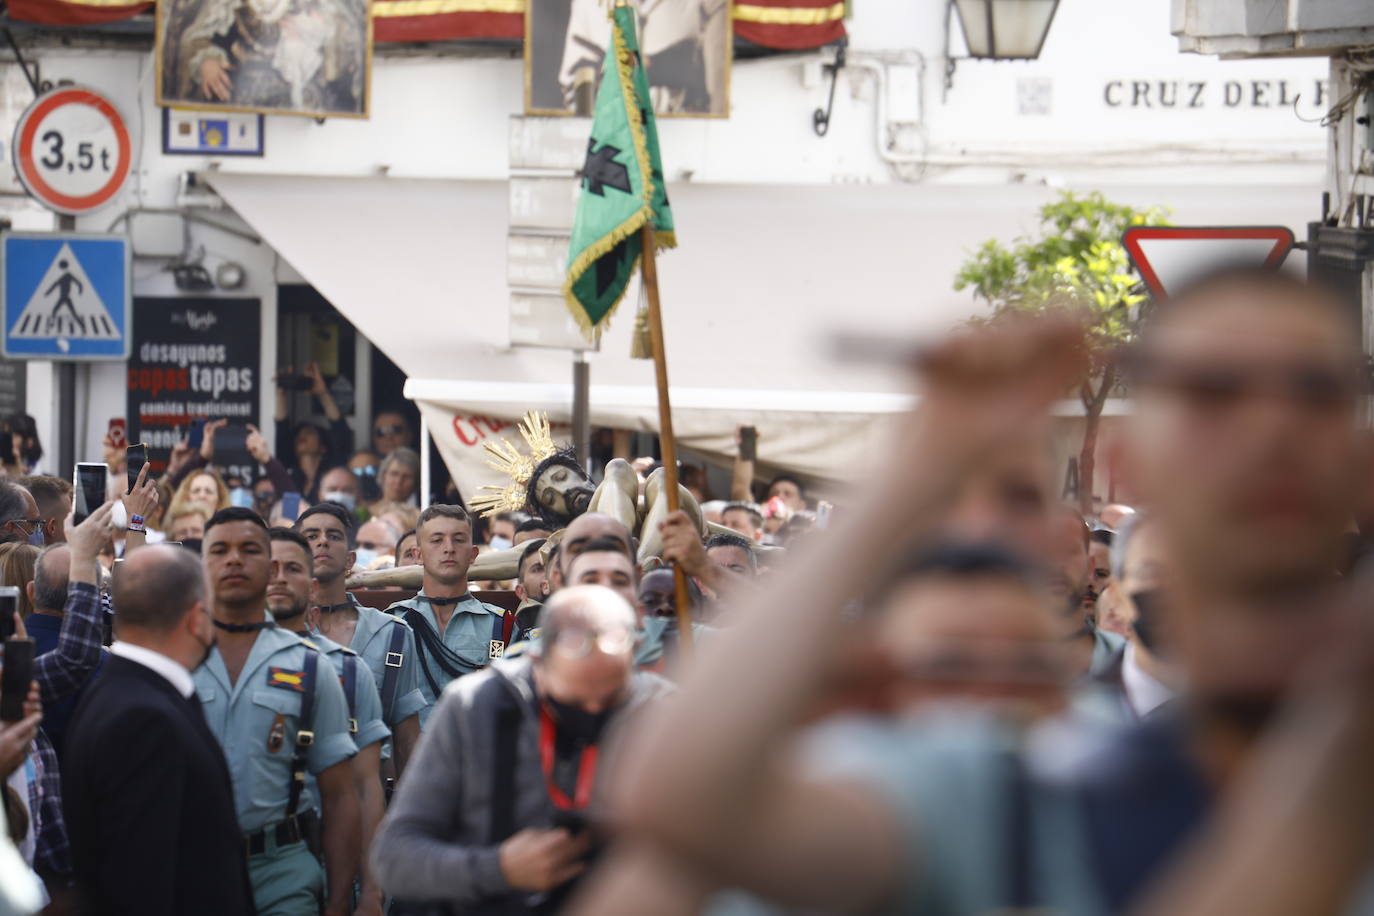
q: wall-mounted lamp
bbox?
[945,0,1060,95]
[953,0,1060,59]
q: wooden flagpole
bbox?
[639,221,694,653]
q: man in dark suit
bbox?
[62,544,255,915]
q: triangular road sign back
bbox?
[9,242,120,341]
[1122,226,1295,299]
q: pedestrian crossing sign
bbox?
[1,232,130,360]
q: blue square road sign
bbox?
[1,232,131,360]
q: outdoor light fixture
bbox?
[952,0,1060,59]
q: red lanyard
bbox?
[538,708,600,810]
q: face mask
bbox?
[229,487,254,509]
[543,695,616,744]
[322,491,356,511]
[489,535,513,551]
[1129,589,1164,657]
[26,526,44,547]
[353,548,378,570]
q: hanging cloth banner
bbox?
[9,0,844,50]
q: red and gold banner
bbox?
[733,0,847,50]
[8,0,844,50]
[8,0,151,28]
[371,0,522,44]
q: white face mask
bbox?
[489,535,513,551]
[322,491,356,511]
[353,547,379,570]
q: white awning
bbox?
[205,173,1319,493]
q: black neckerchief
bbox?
[213,619,277,634]
[422,594,469,608]
[316,601,355,615]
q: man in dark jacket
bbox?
[63,545,254,916]
[373,585,671,912]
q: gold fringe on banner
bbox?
[733,2,847,25]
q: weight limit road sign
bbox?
[1122,226,1295,299]
[12,85,132,215]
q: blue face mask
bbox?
[489,535,513,551]
[353,547,378,570]
[27,525,44,547]
[229,487,254,509]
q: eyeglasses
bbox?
[374,424,405,437]
[5,518,39,529]
[1129,352,1367,413]
[357,541,390,551]
[352,466,377,478]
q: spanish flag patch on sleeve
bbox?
[267,667,306,692]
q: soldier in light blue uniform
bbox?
[384,505,509,726]
[297,502,427,773]
[267,528,389,915]
[196,508,361,916]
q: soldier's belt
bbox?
[243,810,318,858]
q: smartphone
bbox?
[277,372,314,391]
[126,443,148,494]
[739,426,758,462]
[215,424,249,459]
[0,588,17,642]
[73,463,108,526]
[0,638,33,722]
[106,418,127,450]
[186,418,207,451]
[280,491,303,521]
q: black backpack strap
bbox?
[404,610,451,700]
[489,610,508,660]
[380,621,408,724]
[340,654,358,735]
[286,648,319,819]
[488,693,522,845]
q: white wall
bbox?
[4,0,1336,465]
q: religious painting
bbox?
[156,0,371,119]
[526,0,731,118]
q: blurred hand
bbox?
[67,501,117,564]
[0,711,40,779]
[122,462,159,521]
[499,828,590,892]
[200,419,228,462]
[305,362,327,398]
[167,438,193,477]
[660,510,709,579]
[245,424,272,464]
[912,312,1087,452]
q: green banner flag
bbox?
[563,3,677,342]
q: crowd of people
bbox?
[0,264,1369,914]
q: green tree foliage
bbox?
[954,191,1171,514]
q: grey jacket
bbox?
[371,655,672,908]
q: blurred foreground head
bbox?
[1121,266,1363,701]
[875,542,1068,720]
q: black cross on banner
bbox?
[581,140,632,196]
